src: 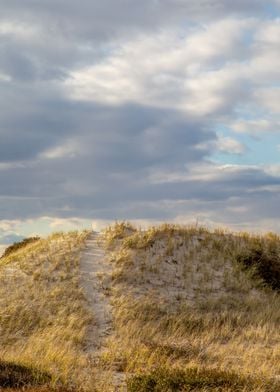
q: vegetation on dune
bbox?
[1,222,280,391]
[0,361,50,388]
[127,366,276,392]
[0,230,92,391]
[0,237,41,259]
[101,222,280,391]
[236,233,280,291]
[103,221,137,248]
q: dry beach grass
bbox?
[0,223,279,391]
[0,231,93,391]
[100,222,280,391]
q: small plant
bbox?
[103,221,137,248]
[123,231,155,250]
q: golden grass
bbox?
[100,223,280,391]
[1,223,279,391]
[0,230,94,391]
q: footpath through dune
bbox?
[80,232,125,390]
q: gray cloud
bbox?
[0,1,274,81]
[0,0,280,235]
[1,1,269,37]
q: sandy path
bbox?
[80,232,126,390]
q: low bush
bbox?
[236,238,280,291]
[127,367,276,391]
[0,361,50,388]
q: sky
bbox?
[0,0,280,249]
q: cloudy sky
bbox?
[1,0,280,248]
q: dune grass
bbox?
[100,222,280,391]
[1,223,279,391]
[0,230,93,391]
[0,237,41,260]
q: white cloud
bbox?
[64,16,280,130]
[0,217,92,245]
[40,140,79,160]
[254,88,280,114]
[196,135,246,155]
[264,164,280,177]
[231,118,280,134]
[1,1,280,234]
[0,219,21,231]
[0,162,26,170]
[49,217,91,229]
[0,21,38,40]
[0,72,11,82]
[215,136,246,154]
[149,162,258,184]
[254,18,280,46]
[65,18,254,116]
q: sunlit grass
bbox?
[101,222,280,391]
[1,223,279,391]
[0,230,94,391]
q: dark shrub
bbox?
[236,239,280,291]
[127,367,260,391]
[0,361,50,388]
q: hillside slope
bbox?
[98,223,280,391]
[0,224,279,391]
[0,231,93,391]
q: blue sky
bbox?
[0,0,280,250]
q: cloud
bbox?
[47,217,91,229]
[215,137,246,154]
[0,216,93,249]
[65,18,254,115]
[0,1,268,42]
[231,118,280,134]
[40,140,79,160]
[254,88,280,114]
[0,0,280,238]
[0,220,25,247]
